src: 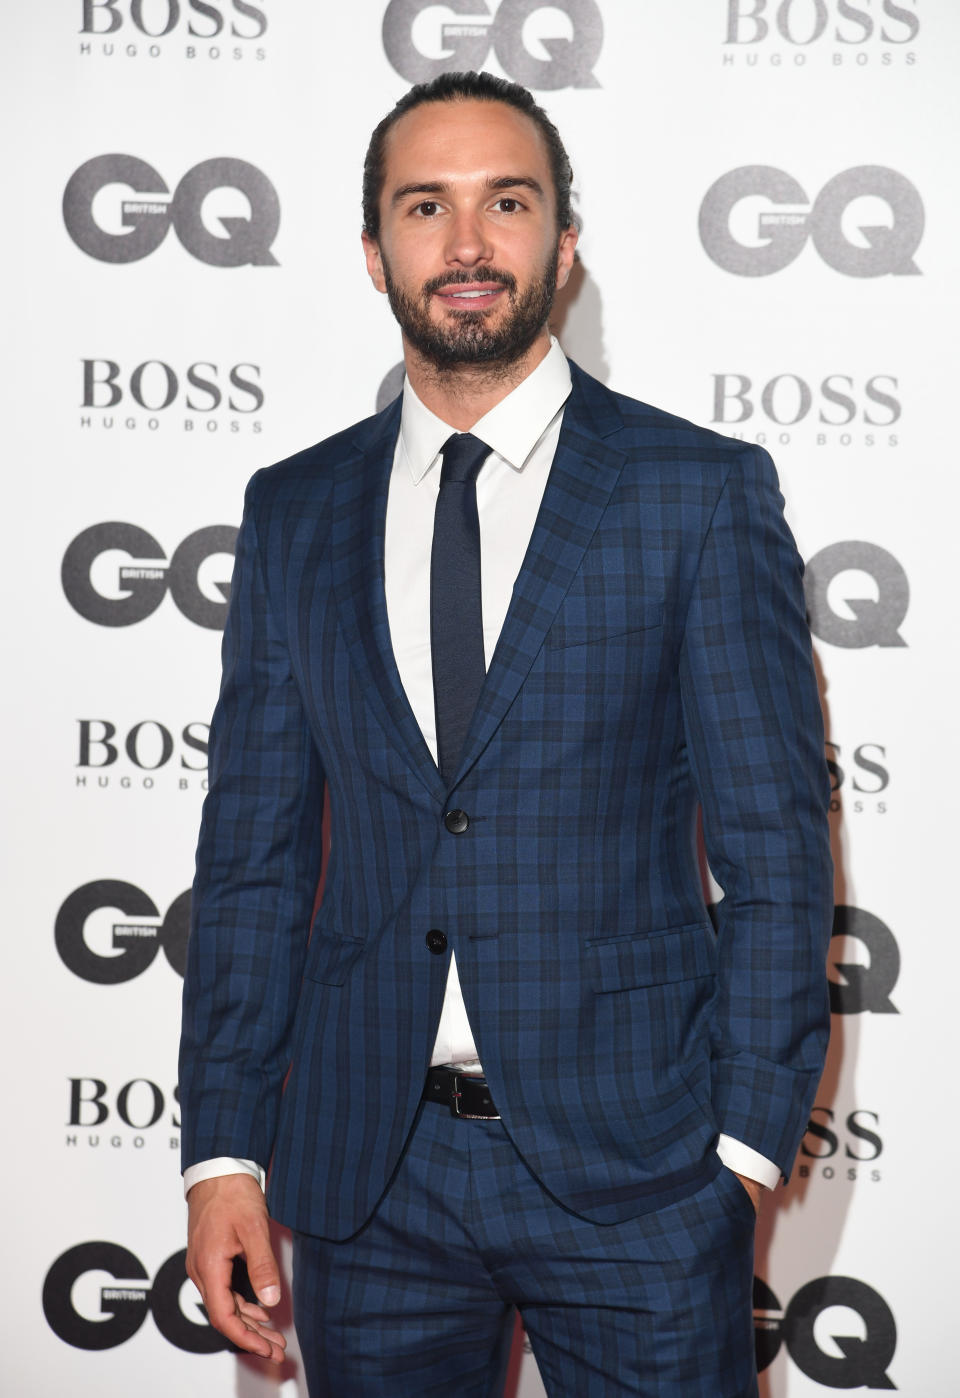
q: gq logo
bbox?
[699,165,923,276]
[43,1243,225,1353]
[804,541,908,648]
[61,522,237,629]
[55,880,190,983]
[829,905,899,1015]
[382,0,603,88]
[63,155,279,265]
[754,1275,896,1388]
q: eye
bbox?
[415,200,439,217]
[495,197,521,213]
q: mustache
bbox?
[422,268,517,296]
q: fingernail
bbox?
[260,1285,280,1306]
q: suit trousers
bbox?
[291,1097,760,1397]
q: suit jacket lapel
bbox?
[451,365,626,787]
[330,400,448,804]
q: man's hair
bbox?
[362,70,574,240]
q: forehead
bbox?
[382,99,551,190]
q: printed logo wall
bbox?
[3,1,955,1395]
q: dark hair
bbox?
[362,70,574,240]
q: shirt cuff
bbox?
[183,1157,266,1199]
[716,1134,780,1190]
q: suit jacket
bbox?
[179,361,833,1241]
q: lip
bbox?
[432,282,507,309]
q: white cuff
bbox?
[183,1157,265,1199]
[715,1134,780,1190]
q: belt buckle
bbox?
[451,1073,500,1121]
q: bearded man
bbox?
[180,70,832,1398]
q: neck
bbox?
[402,330,551,431]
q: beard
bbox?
[381,252,558,372]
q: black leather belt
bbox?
[423,1067,500,1120]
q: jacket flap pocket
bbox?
[586,922,716,993]
[303,935,365,986]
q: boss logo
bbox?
[43,1243,226,1353]
[61,522,236,630]
[826,742,891,795]
[55,881,190,983]
[74,720,209,793]
[81,359,263,413]
[77,720,208,771]
[829,906,899,1015]
[68,1077,180,1130]
[755,1275,896,1387]
[382,0,603,89]
[725,0,919,46]
[63,155,279,265]
[711,373,900,427]
[800,1107,883,1182]
[804,541,908,649]
[699,166,923,277]
[80,0,267,38]
[826,741,889,816]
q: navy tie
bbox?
[430,432,490,784]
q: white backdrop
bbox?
[3,2,956,1394]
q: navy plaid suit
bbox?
[180,361,832,1259]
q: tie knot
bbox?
[439,433,489,486]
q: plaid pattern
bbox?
[179,362,833,1241]
[292,1101,758,1397]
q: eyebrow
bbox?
[390,175,546,206]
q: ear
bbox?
[555,225,579,291]
[361,230,388,294]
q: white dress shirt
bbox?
[183,338,779,1195]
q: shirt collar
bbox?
[398,336,572,485]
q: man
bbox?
[180,71,833,1397]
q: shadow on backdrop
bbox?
[550,256,609,384]
[756,646,859,1398]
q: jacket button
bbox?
[443,808,469,834]
[426,929,447,954]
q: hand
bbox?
[186,1173,287,1364]
[732,1171,763,1215]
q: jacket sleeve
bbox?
[178,471,325,1172]
[678,444,833,1178]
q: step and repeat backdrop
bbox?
[3,2,956,1394]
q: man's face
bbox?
[362,99,577,370]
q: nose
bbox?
[443,204,493,269]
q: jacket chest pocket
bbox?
[545,589,664,651]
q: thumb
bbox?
[244,1226,281,1307]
